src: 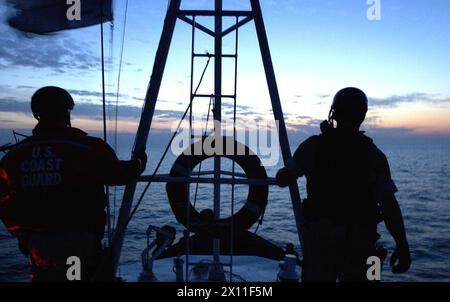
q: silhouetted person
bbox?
[0,86,147,281]
[277,87,411,282]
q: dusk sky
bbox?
[0,0,449,144]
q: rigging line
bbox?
[186,16,197,282]
[111,55,212,244]
[109,17,117,234]
[108,22,115,142]
[100,0,112,246]
[104,8,114,226]
[100,1,108,144]
[112,0,130,231]
[192,95,213,208]
[230,15,239,281]
[186,15,196,281]
[114,0,129,153]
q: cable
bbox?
[114,0,129,153]
[192,95,213,208]
[112,0,130,232]
[100,0,112,246]
[230,15,239,282]
[186,16,197,281]
[107,5,115,238]
[110,55,212,246]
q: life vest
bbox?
[0,126,108,238]
[305,129,381,228]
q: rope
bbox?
[230,15,239,281]
[112,0,130,232]
[110,55,212,245]
[106,10,115,237]
[114,0,129,153]
[100,0,112,246]
[192,95,213,208]
[186,17,197,281]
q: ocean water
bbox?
[0,140,449,282]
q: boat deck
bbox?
[118,255,301,282]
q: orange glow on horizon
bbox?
[374,104,450,135]
[1,108,449,136]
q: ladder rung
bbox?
[179,10,252,17]
[193,94,213,98]
[193,53,237,58]
[193,53,213,58]
[192,94,236,99]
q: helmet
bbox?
[330,87,368,125]
[31,86,74,121]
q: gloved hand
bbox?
[276,167,296,188]
[134,147,148,174]
[390,243,411,273]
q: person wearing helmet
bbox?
[276,87,411,281]
[0,86,148,281]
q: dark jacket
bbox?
[0,124,141,242]
[305,130,380,227]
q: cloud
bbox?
[221,101,252,111]
[0,33,100,73]
[223,109,260,116]
[1,85,134,105]
[0,98,182,121]
[284,118,428,145]
[16,85,35,89]
[0,99,29,113]
[296,115,315,120]
[220,101,263,116]
[0,7,100,74]
[283,110,422,139]
[364,126,415,137]
[67,89,128,100]
[283,112,324,136]
[369,93,450,108]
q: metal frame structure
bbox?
[112,0,304,280]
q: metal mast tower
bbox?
[112,0,304,280]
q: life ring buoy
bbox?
[166,136,268,233]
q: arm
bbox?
[92,140,147,186]
[276,136,316,187]
[106,147,147,186]
[373,147,411,274]
[379,193,411,273]
[107,159,142,185]
[276,165,299,188]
